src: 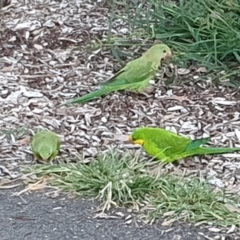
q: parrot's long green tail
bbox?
[191,147,240,156]
[67,88,109,104]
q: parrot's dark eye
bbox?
[163,50,167,53]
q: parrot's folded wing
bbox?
[100,61,155,86]
[185,137,211,151]
[100,68,127,86]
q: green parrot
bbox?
[67,43,172,104]
[31,130,61,163]
[129,127,240,163]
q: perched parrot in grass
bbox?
[31,130,61,163]
[67,43,172,104]
[129,127,240,163]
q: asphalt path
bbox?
[0,187,238,240]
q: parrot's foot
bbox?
[143,85,155,94]
[137,86,154,97]
[125,87,153,98]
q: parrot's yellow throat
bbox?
[129,136,144,145]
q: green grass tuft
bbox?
[149,0,240,68]
[23,152,240,227]
[148,178,240,226]
[107,0,240,85]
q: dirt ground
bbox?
[1,0,240,237]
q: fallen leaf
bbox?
[162,218,176,227]
[196,67,207,73]
[159,95,193,103]
[113,134,129,142]
[224,203,240,213]
[177,68,190,75]
[16,136,31,145]
[0,66,13,72]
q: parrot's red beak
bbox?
[167,51,172,58]
[163,51,172,62]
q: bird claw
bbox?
[143,85,155,94]
[125,85,154,97]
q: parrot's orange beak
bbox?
[163,51,172,61]
[129,136,144,145]
[167,51,172,57]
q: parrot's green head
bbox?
[129,128,150,146]
[39,145,52,161]
[146,44,172,62]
